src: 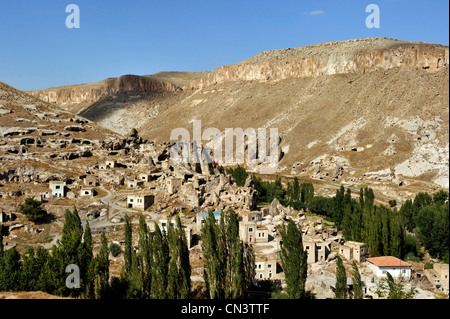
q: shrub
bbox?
[109,243,122,257]
[19,197,48,222]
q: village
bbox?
[0,121,447,299]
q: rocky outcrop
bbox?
[187,38,449,89]
[27,74,181,105]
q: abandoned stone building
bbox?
[127,179,144,189]
[331,241,367,263]
[424,263,449,294]
[255,254,278,280]
[138,173,152,183]
[167,177,183,194]
[49,181,65,198]
[127,194,154,211]
[80,187,96,197]
[83,176,97,187]
[303,240,331,264]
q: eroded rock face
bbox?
[27,74,180,105]
[187,38,449,89]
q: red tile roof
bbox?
[368,256,411,267]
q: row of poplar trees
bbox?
[0,208,109,298]
[121,214,191,299]
[200,210,256,299]
[333,186,406,259]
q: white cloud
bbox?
[303,10,325,16]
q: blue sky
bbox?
[0,0,448,91]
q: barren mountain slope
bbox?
[24,38,450,199]
[0,81,123,183]
[27,72,207,115]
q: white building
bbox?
[367,256,411,280]
[49,181,65,198]
[80,188,96,197]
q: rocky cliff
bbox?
[187,38,449,89]
[27,74,181,105]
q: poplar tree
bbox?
[335,256,347,299]
[201,210,253,299]
[94,232,110,298]
[201,211,226,299]
[351,261,363,299]
[166,216,191,298]
[138,214,152,298]
[292,177,300,202]
[301,182,314,205]
[123,214,132,276]
[279,219,308,299]
[151,223,169,299]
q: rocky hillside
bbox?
[21,38,450,200]
[0,81,125,185]
[187,38,448,89]
[27,72,207,114]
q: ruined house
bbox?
[332,241,367,263]
[303,240,331,264]
[83,176,97,187]
[80,187,96,197]
[424,263,449,294]
[126,179,144,188]
[167,177,182,194]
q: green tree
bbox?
[166,215,191,299]
[351,261,363,299]
[334,256,347,299]
[123,214,133,276]
[109,243,122,257]
[279,219,308,299]
[151,223,169,299]
[0,247,22,291]
[386,272,417,299]
[226,165,248,187]
[19,197,48,222]
[301,182,314,205]
[202,211,226,299]
[138,214,152,298]
[92,232,110,299]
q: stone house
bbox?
[332,241,367,263]
[105,160,117,168]
[126,179,144,188]
[239,221,269,244]
[167,177,182,194]
[303,240,330,264]
[255,255,277,280]
[424,263,449,294]
[138,173,151,183]
[241,211,262,223]
[49,181,65,198]
[127,194,155,211]
[83,176,97,187]
[80,188,96,197]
